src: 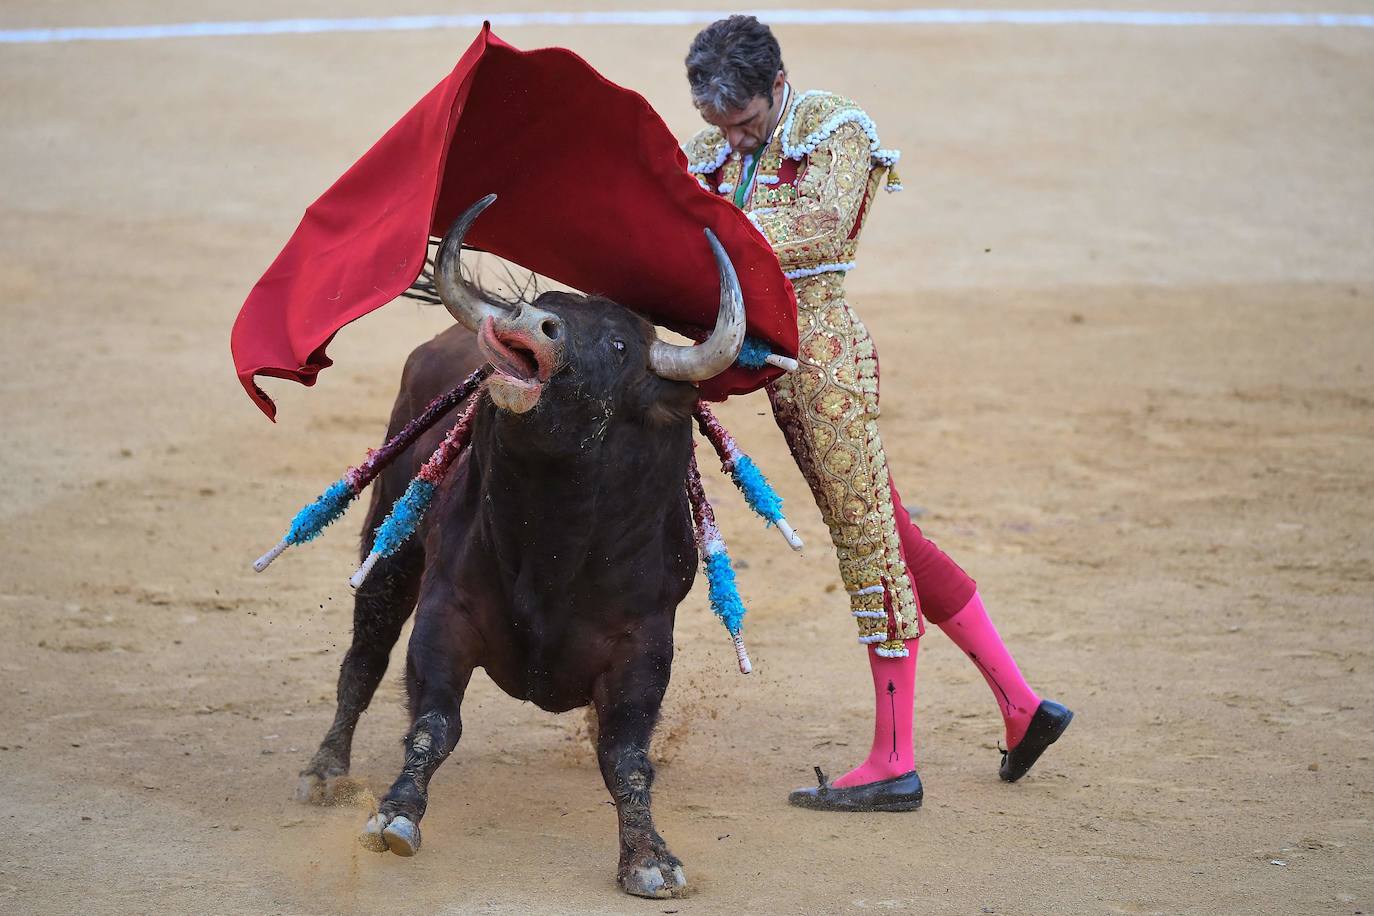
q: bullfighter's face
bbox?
[698,70,787,155]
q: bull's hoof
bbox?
[620,862,687,899]
[359,812,421,857]
[382,815,421,856]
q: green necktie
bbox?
[733,152,761,209]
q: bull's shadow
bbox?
[295,195,747,899]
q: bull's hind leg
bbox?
[360,606,475,857]
[593,650,687,898]
[296,540,424,803]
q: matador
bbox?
[682,15,1073,811]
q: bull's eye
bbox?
[612,339,626,352]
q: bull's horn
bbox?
[434,193,510,332]
[649,229,747,382]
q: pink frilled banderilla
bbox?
[686,448,754,675]
[347,392,483,588]
[251,366,491,574]
[693,401,802,552]
[252,379,796,676]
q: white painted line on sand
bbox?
[2,9,1372,44]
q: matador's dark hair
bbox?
[685,15,785,116]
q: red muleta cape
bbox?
[231,25,797,420]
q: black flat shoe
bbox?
[788,766,923,812]
[1000,699,1074,782]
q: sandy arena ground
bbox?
[2,2,1372,913]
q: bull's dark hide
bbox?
[299,291,705,897]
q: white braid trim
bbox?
[717,181,734,195]
[884,182,904,194]
[687,142,730,175]
[784,261,855,280]
[749,206,777,216]
[857,634,886,644]
[694,174,712,192]
[874,645,911,658]
[778,89,826,158]
[848,584,885,597]
[756,174,779,185]
[780,96,903,173]
[852,610,887,619]
[744,210,766,237]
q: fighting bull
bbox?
[295,196,746,898]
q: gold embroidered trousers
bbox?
[766,272,925,655]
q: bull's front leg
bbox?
[298,542,424,804]
[593,643,686,898]
[360,606,475,857]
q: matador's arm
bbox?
[747,121,874,274]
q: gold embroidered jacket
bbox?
[684,90,923,654]
[682,89,902,279]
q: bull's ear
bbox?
[642,377,699,427]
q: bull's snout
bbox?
[479,303,565,415]
[504,302,565,345]
[491,302,566,378]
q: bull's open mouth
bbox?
[477,318,546,413]
[478,320,541,383]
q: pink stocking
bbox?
[832,641,918,788]
[938,591,1040,749]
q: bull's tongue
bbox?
[477,319,539,383]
